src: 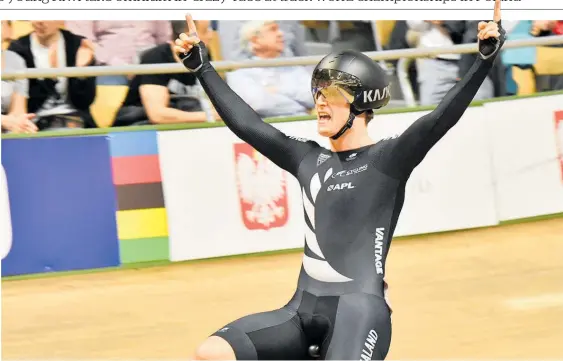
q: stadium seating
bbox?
[11,20,34,38]
[3,20,561,127]
[535,46,563,76]
[511,66,537,94]
[89,85,129,128]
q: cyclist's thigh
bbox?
[323,293,392,360]
[211,306,309,360]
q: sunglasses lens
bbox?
[313,85,354,104]
[311,68,360,103]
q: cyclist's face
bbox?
[314,85,354,138]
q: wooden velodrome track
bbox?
[2,217,563,360]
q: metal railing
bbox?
[2,35,563,108]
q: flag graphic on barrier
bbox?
[1,136,120,276]
[109,131,170,264]
[233,142,289,230]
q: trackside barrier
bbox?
[1,90,563,277]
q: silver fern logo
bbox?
[301,167,353,283]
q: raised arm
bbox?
[173,15,318,176]
[381,1,506,179]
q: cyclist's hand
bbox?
[477,0,506,59]
[173,13,210,72]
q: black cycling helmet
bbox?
[311,49,391,139]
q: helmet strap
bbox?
[330,106,360,140]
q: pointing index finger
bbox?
[493,0,501,23]
[185,13,198,36]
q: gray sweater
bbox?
[1,50,28,115]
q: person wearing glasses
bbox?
[173,2,505,359]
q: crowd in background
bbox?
[1,19,562,133]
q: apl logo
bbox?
[327,182,354,191]
[555,111,563,183]
[233,143,289,230]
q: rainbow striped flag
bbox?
[109,131,169,264]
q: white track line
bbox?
[504,293,563,310]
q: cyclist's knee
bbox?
[193,336,237,360]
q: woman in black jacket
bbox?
[8,21,98,130]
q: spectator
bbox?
[530,20,562,36]
[64,20,172,85]
[500,20,537,95]
[330,21,377,53]
[1,20,37,134]
[225,21,314,118]
[113,19,220,126]
[387,20,420,100]
[407,21,493,106]
[8,21,97,130]
[218,20,306,60]
[406,20,460,106]
[457,20,505,99]
[530,20,563,92]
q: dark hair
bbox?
[170,20,188,41]
[365,110,374,124]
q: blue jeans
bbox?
[96,75,129,86]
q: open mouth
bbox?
[318,112,331,123]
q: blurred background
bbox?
[1,19,563,360]
[1,19,562,131]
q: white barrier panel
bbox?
[488,94,563,221]
[0,165,13,260]
[160,104,499,261]
[556,110,563,183]
[158,125,306,261]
